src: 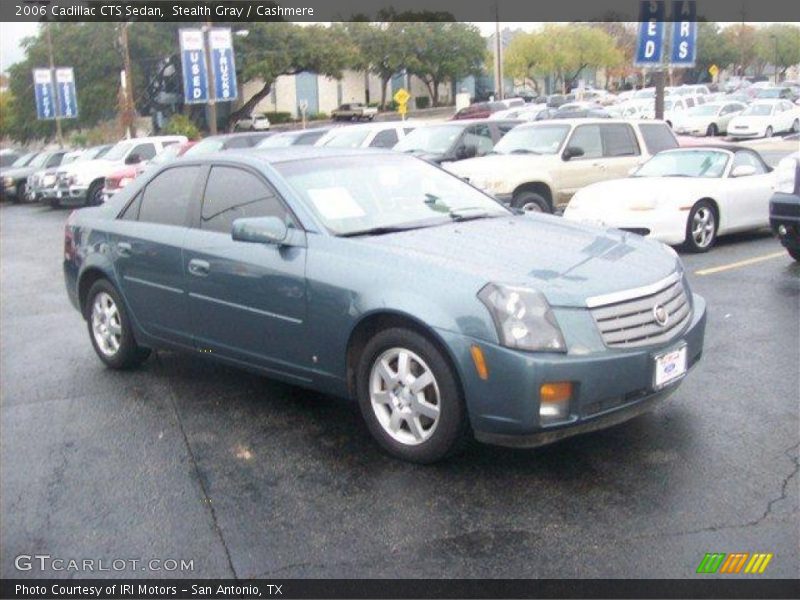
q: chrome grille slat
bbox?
[589,276,691,349]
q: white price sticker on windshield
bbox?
[307,187,366,220]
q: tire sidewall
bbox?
[86,181,102,207]
[355,327,468,463]
[85,279,147,369]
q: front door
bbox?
[183,165,309,377]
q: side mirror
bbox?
[125,153,142,165]
[563,146,584,161]
[731,164,757,178]
[231,216,288,245]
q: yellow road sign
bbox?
[393,88,410,106]
[708,64,719,78]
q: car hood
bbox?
[446,154,558,179]
[1,166,38,179]
[570,176,718,206]
[58,158,120,176]
[356,215,680,307]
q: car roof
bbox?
[663,143,755,154]
[189,146,391,166]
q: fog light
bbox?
[539,382,573,422]
[778,225,787,236]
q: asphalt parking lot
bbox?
[1,194,798,579]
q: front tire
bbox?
[792,119,799,134]
[706,123,718,137]
[765,126,773,138]
[512,190,550,213]
[356,327,469,463]
[85,180,103,207]
[788,247,800,262]
[85,280,150,369]
[684,200,717,253]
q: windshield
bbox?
[492,124,570,155]
[755,88,783,98]
[686,105,721,116]
[28,153,50,168]
[394,125,463,154]
[183,138,225,156]
[258,134,298,148]
[103,142,134,161]
[741,104,773,116]
[11,152,37,167]
[321,129,370,148]
[275,154,509,236]
[634,150,729,178]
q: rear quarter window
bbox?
[638,123,679,155]
[137,166,203,227]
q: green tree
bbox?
[755,24,800,81]
[690,22,736,83]
[0,91,18,140]
[405,22,486,106]
[226,23,358,129]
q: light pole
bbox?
[770,34,778,84]
[45,23,63,147]
[204,21,218,135]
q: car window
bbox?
[463,124,494,155]
[600,123,640,157]
[296,131,326,145]
[224,136,254,149]
[370,128,399,148]
[566,124,602,159]
[201,166,292,234]
[138,166,202,227]
[496,122,517,136]
[131,143,157,161]
[731,151,767,175]
[45,152,65,168]
[638,123,679,154]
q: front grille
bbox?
[589,276,691,349]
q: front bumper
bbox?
[436,293,706,447]
[54,184,88,202]
[770,192,800,251]
[729,128,763,138]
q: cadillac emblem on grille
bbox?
[653,304,669,327]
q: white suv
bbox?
[445,119,678,212]
[55,135,187,206]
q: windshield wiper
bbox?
[339,224,425,237]
[448,207,493,222]
[510,148,540,155]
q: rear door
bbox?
[110,165,204,346]
[183,164,309,375]
[598,123,642,179]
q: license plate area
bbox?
[653,344,687,389]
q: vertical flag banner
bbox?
[32,68,56,120]
[55,67,79,119]
[670,0,698,67]
[209,28,238,102]
[635,1,666,66]
[179,29,209,104]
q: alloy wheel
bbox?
[91,292,122,357]
[369,347,441,446]
[691,207,716,249]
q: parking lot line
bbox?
[694,251,787,276]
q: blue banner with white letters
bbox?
[634,1,666,66]
[209,28,238,102]
[55,67,79,119]
[179,29,209,104]
[670,0,697,66]
[33,69,56,120]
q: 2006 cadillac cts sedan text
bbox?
[64,148,706,463]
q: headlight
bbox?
[2,176,13,187]
[774,157,798,194]
[478,283,567,352]
[43,174,56,186]
[118,177,134,188]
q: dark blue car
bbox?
[64,148,706,463]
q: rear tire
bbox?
[683,200,717,253]
[788,248,800,262]
[10,183,25,204]
[706,123,718,137]
[85,279,150,369]
[512,190,550,213]
[355,327,469,463]
[765,126,773,138]
[792,119,799,134]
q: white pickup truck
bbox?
[54,135,186,206]
[331,103,378,121]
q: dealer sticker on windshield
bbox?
[654,345,687,389]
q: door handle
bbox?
[116,242,132,257]
[188,259,210,277]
